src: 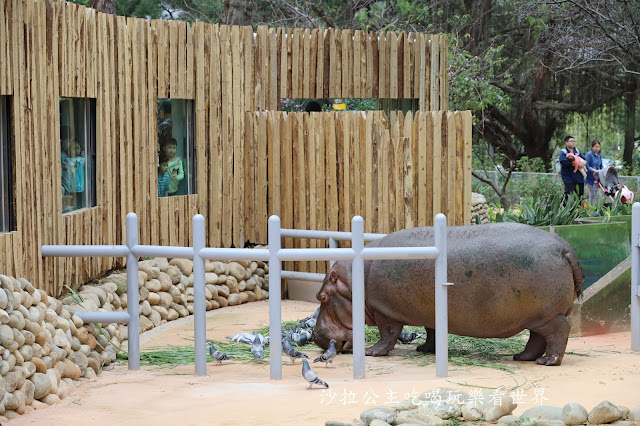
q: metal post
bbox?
[632,203,640,351]
[193,214,207,375]
[329,237,338,268]
[434,213,448,376]
[351,216,365,379]
[126,213,140,370]
[268,216,283,379]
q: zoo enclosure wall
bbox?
[0,0,471,296]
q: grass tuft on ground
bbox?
[126,324,530,372]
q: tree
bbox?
[224,0,254,25]
[546,0,640,168]
[90,0,115,14]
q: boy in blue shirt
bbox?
[158,153,170,197]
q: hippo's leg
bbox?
[513,331,546,361]
[416,327,435,353]
[531,314,571,366]
[365,314,403,356]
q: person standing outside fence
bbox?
[559,135,586,201]
[585,140,603,205]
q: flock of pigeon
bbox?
[205,307,425,390]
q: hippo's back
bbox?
[364,223,581,338]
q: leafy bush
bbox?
[515,156,547,173]
[491,188,633,226]
[581,193,634,218]
[503,192,585,226]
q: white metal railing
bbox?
[279,222,450,377]
[631,203,640,351]
[42,212,451,379]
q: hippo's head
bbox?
[311,263,354,353]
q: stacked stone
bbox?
[0,256,270,420]
[0,275,109,420]
[326,387,640,425]
[88,257,269,350]
[470,192,490,225]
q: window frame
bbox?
[0,96,15,233]
[157,98,197,197]
[59,97,97,213]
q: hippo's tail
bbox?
[563,249,584,299]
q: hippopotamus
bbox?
[311,223,584,366]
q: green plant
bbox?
[578,192,634,218]
[93,323,125,353]
[504,192,585,226]
[515,156,547,173]
[63,285,84,304]
[487,203,505,222]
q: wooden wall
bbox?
[0,0,464,296]
[246,110,472,274]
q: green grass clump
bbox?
[123,323,528,373]
[127,340,269,368]
[369,325,528,373]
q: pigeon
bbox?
[291,329,312,347]
[297,307,320,329]
[251,331,264,361]
[207,341,234,364]
[397,332,424,344]
[302,359,329,389]
[283,338,309,364]
[228,332,269,346]
[313,338,337,368]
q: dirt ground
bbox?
[7,300,640,426]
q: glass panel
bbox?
[60,98,96,213]
[280,98,419,115]
[157,99,196,197]
[0,97,14,232]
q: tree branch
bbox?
[304,0,336,28]
[533,87,627,113]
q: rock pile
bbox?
[0,257,269,421]
[326,387,640,425]
[471,192,490,225]
[0,274,109,420]
[66,257,269,351]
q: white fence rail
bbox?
[43,213,452,379]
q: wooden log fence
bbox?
[249,110,472,274]
[0,0,466,296]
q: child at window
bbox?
[161,138,184,196]
[158,153,170,197]
[69,141,85,206]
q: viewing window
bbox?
[281,98,418,114]
[157,99,196,197]
[0,97,14,232]
[59,98,96,213]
